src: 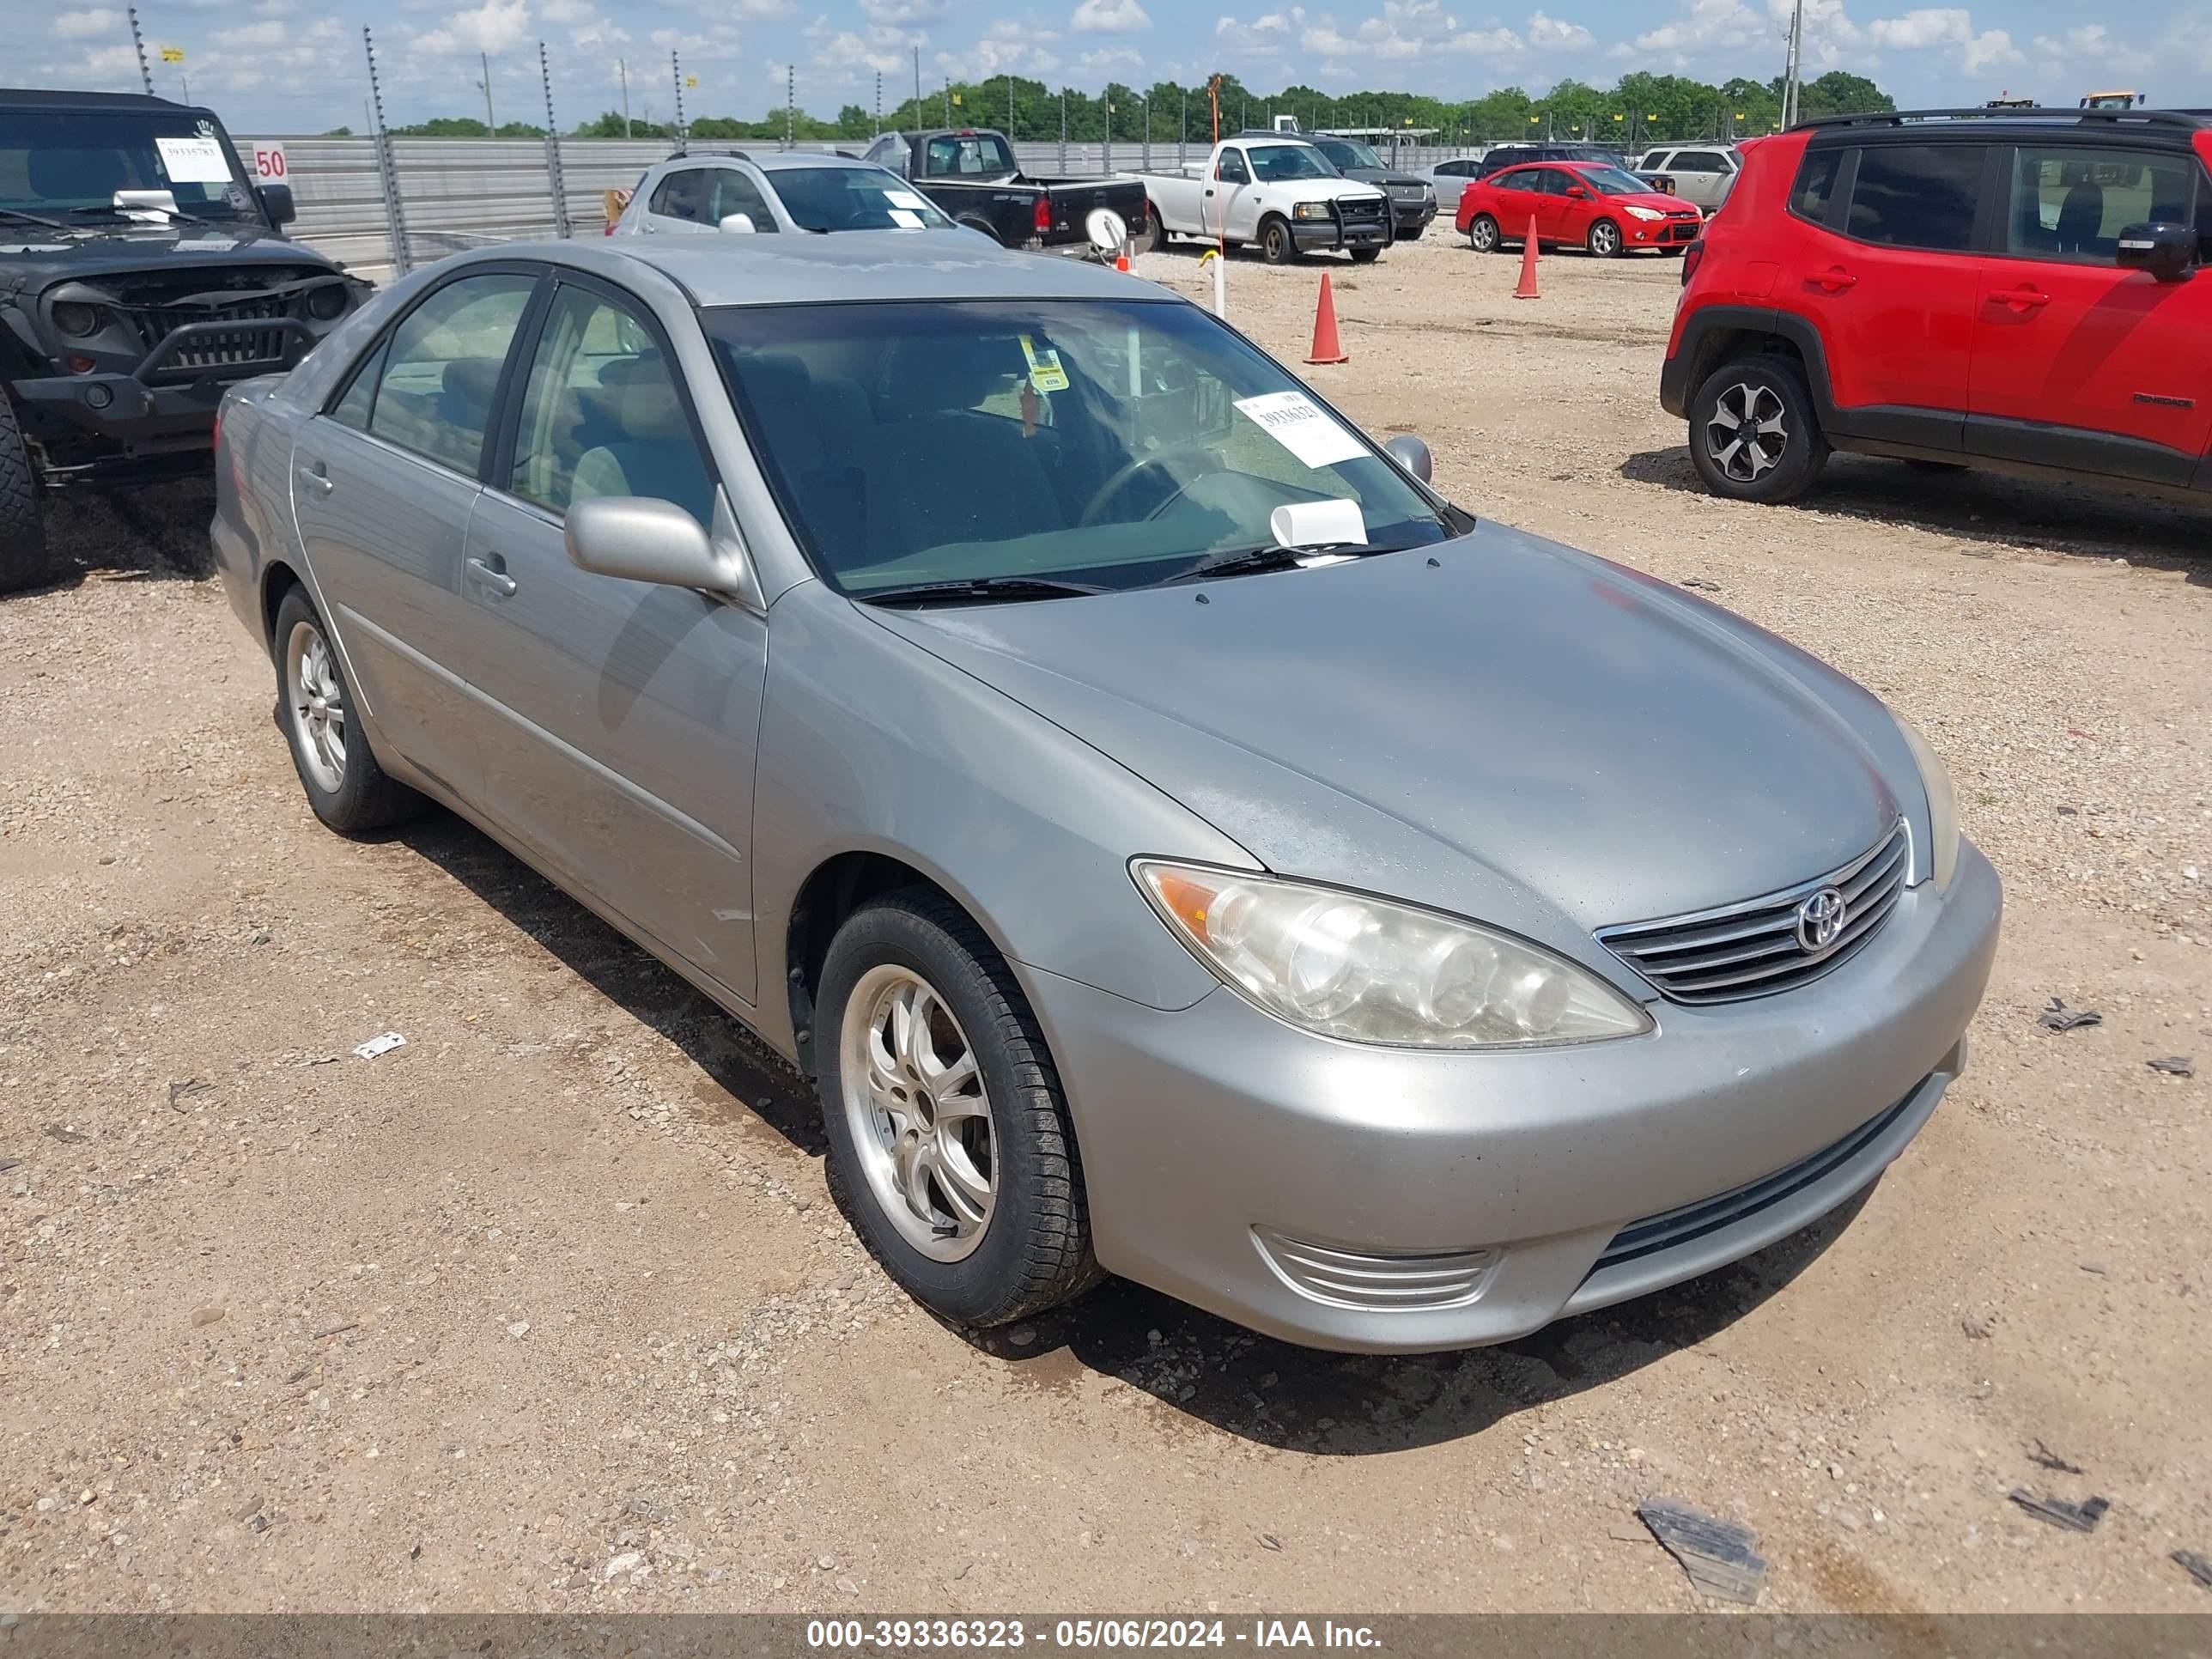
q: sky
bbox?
[9,0,2205,135]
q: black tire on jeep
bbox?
[1687,356,1828,505]
[0,396,49,597]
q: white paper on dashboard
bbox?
[1233,390,1366,470]
[1268,497,1368,550]
[884,190,927,210]
[155,136,234,184]
[888,208,925,228]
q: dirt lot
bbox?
[3,230,2209,1616]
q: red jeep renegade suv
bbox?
[1662,107,2212,504]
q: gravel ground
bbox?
[2,231,2208,1615]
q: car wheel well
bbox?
[786,852,963,1077]
[260,560,301,651]
[1686,327,1809,406]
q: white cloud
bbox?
[933,17,1064,76]
[1212,7,1303,58]
[409,0,532,56]
[1867,6,1966,49]
[1296,0,1523,63]
[1525,10,1592,50]
[1960,25,2019,72]
[860,0,945,21]
[817,21,923,74]
[1635,0,1770,58]
[52,9,123,37]
[2031,22,2152,77]
[212,18,287,46]
[1077,44,1141,71]
[2164,16,2212,72]
[1072,0,1149,31]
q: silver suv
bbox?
[1635,146,1741,211]
[612,149,957,238]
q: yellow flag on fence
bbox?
[159,46,185,63]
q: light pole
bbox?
[477,52,495,132]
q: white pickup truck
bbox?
[1140,136,1392,265]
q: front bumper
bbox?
[1626,216,1703,251]
[1390,198,1437,233]
[1292,217,1390,251]
[1023,840,2001,1352]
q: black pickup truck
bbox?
[1,88,367,593]
[855,128,1151,253]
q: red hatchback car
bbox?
[1455,159,1705,258]
[1663,107,2212,504]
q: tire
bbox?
[1662,245,1687,258]
[1587,217,1623,258]
[271,585,423,836]
[1467,213,1501,253]
[1348,246,1382,264]
[0,395,49,598]
[1688,356,1828,505]
[1259,216,1297,265]
[817,889,1100,1329]
[956,216,1003,245]
[1399,226,1425,242]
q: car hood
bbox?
[1338,167,1432,191]
[866,523,1916,955]
[0,223,332,293]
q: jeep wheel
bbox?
[1587,218,1623,258]
[1259,216,1297,265]
[1467,213,1501,253]
[1689,356,1828,505]
[0,396,49,597]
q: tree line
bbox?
[330,68,1893,148]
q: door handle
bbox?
[297,459,332,495]
[466,555,517,599]
[1810,267,1857,293]
[1988,286,2051,309]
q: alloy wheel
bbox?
[1704,382,1790,484]
[839,964,997,1261]
[1590,220,1620,257]
[1469,216,1498,252]
[284,618,347,793]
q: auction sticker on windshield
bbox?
[155,136,234,184]
[1233,391,1366,470]
[1019,335,1069,393]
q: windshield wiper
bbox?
[70,202,216,228]
[858,575,1111,605]
[0,206,72,231]
[1160,541,1396,586]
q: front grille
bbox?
[1666,221,1700,242]
[128,295,293,372]
[1597,819,1910,1003]
[1253,1228,1497,1311]
[1337,197,1386,224]
[1589,1087,1918,1275]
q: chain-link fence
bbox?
[234,135,1494,283]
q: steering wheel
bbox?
[1076,440,1217,529]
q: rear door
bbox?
[643,166,714,235]
[458,274,768,999]
[1968,139,2212,485]
[1805,139,1988,447]
[290,266,543,797]
[705,165,781,234]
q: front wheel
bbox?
[1688,356,1828,505]
[1259,216,1297,265]
[271,586,423,835]
[0,395,48,597]
[1587,218,1623,258]
[1399,226,1425,242]
[1467,213,1500,253]
[817,890,1100,1328]
[1348,246,1382,264]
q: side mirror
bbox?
[256,183,296,227]
[565,496,751,596]
[1382,433,1433,483]
[717,212,757,234]
[2116,222,2196,283]
[1566,185,1589,199]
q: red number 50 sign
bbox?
[248,143,289,180]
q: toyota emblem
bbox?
[1796,886,1848,953]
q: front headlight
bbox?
[1894,715,1960,890]
[1133,861,1652,1049]
[1291,201,1333,221]
[1625,204,1666,222]
[51,301,102,337]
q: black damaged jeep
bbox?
[2,89,368,592]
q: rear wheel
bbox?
[1688,356,1827,504]
[1259,216,1297,264]
[817,890,1101,1328]
[272,586,423,835]
[0,395,49,598]
[1467,213,1501,253]
[1587,217,1623,258]
[956,216,1003,245]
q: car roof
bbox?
[485,232,1158,308]
[0,87,207,115]
[667,149,878,173]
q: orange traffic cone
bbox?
[1305,272,1349,365]
[1512,216,1540,300]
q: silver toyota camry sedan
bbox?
[210,234,2000,1353]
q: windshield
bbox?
[0,108,255,219]
[706,299,1459,596]
[1247,145,1337,183]
[1577,165,1660,196]
[773,166,952,231]
[922,133,1018,178]
[1315,139,1386,172]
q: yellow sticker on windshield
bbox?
[1019,334,1069,394]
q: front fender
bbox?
[748,582,1254,1060]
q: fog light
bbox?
[66,355,97,374]
[83,383,113,409]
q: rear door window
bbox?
[1790,147,1844,224]
[1675,150,1728,173]
[359,272,538,476]
[1844,144,1987,252]
[708,168,780,232]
